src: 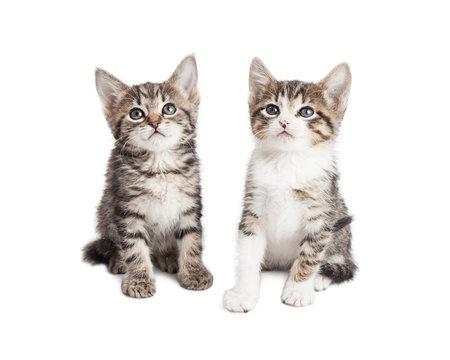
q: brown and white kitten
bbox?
[223,58,356,312]
[83,55,213,298]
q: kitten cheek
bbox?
[270,124,283,136]
[139,127,153,141]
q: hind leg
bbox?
[314,274,332,291]
[319,217,357,286]
[108,251,127,274]
[151,247,179,274]
[317,251,357,290]
[314,255,345,291]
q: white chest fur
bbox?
[250,143,334,266]
[128,152,197,235]
[143,176,191,229]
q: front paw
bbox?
[281,279,315,307]
[178,267,213,290]
[122,277,156,298]
[223,288,259,313]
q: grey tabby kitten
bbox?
[224,58,356,312]
[83,55,213,298]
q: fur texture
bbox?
[83,55,213,298]
[224,58,356,312]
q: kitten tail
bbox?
[320,216,357,284]
[320,261,357,284]
[82,238,114,265]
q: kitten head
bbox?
[248,58,351,151]
[95,55,199,152]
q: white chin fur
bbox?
[136,127,181,152]
[260,134,311,153]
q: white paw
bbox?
[281,280,316,307]
[223,289,259,313]
[314,275,332,292]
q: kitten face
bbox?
[105,82,194,152]
[95,55,199,152]
[248,58,351,151]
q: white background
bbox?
[1,0,449,359]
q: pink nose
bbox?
[279,120,289,129]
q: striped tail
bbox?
[320,259,357,284]
[82,238,115,265]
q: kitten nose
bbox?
[148,113,160,128]
[279,120,289,129]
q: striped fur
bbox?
[83,55,213,298]
[224,58,356,312]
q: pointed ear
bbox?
[95,68,127,113]
[249,57,276,99]
[168,55,199,104]
[319,63,352,113]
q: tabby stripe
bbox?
[115,118,123,139]
[132,86,143,105]
[293,86,305,101]
[333,216,353,231]
[125,254,138,264]
[312,129,330,141]
[161,89,167,102]
[123,192,148,200]
[118,147,148,159]
[121,241,134,249]
[175,227,200,240]
[128,186,146,192]
[179,108,193,125]
[238,222,255,236]
[187,244,202,257]
[115,206,146,220]
[132,271,150,280]
[303,232,330,243]
[182,206,202,217]
[118,229,147,239]
[240,229,255,237]
[251,107,264,118]
[144,169,184,178]
[243,209,259,218]
[303,259,319,267]
[316,111,334,133]
[300,241,326,254]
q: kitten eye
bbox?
[162,103,177,115]
[129,108,145,121]
[266,104,279,116]
[298,107,314,118]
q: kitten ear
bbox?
[168,55,199,104]
[319,63,352,113]
[95,68,127,112]
[249,57,276,99]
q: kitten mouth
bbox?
[278,130,293,138]
[149,131,166,139]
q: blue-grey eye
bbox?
[299,107,314,118]
[162,103,177,115]
[129,108,144,121]
[266,104,279,116]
